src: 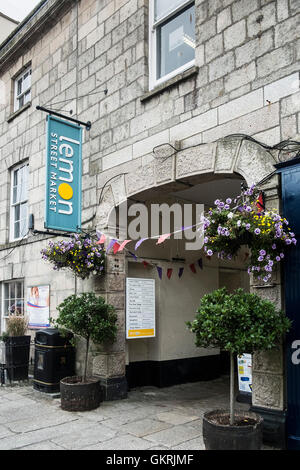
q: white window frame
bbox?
[14,66,32,112]
[0,280,24,334]
[10,162,29,242]
[149,0,195,90]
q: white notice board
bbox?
[126,278,155,339]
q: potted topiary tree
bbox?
[0,314,31,381]
[54,292,118,411]
[187,287,291,450]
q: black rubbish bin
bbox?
[33,328,75,393]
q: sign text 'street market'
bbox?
[45,116,82,232]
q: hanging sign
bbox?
[126,278,155,339]
[27,285,50,329]
[45,115,82,232]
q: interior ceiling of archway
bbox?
[169,176,244,205]
[123,174,245,208]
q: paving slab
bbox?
[84,434,154,450]
[143,424,202,447]
[117,418,172,438]
[156,411,199,425]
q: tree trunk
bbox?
[230,352,235,425]
[84,336,90,382]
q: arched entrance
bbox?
[92,136,284,445]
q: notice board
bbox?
[126,278,155,339]
[237,353,252,394]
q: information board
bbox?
[126,278,155,339]
[237,353,252,394]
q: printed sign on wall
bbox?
[237,353,252,394]
[45,115,82,232]
[126,278,155,339]
[27,285,50,329]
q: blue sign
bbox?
[45,116,82,232]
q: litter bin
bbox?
[33,328,75,393]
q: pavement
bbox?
[0,376,271,450]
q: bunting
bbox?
[95,221,205,281]
[167,268,173,279]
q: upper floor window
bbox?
[149,0,195,90]
[14,66,32,112]
[10,163,29,242]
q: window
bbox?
[10,163,29,241]
[14,66,32,112]
[149,0,195,89]
[0,280,24,333]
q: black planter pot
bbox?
[60,376,103,411]
[5,335,31,381]
[203,409,263,450]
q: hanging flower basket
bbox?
[41,233,105,280]
[203,185,297,283]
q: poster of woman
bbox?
[27,285,50,328]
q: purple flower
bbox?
[280,253,284,258]
[285,239,292,245]
[226,198,232,204]
[292,238,297,245]
[214,199,220,206]
[245,224,251,230]
[272,244,276,250]
[224,204,230,210]
[276,256,281,262]
[259,249,266,256]
[258,256,264,261]
[207,249,213,256]
[245,206,252,212]
[254,228,261,235]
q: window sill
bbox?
[141,66,199,103]
[7,101,31,123]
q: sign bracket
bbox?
[36,105,91,130]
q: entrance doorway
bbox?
[120,174,250,389]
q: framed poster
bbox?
[27,285,50,329]
[126,278,155,339]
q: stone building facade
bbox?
[0,0,299,446]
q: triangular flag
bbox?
[96,234,106,245]
[143,261,150,268]
[117,240,131,252]
[129,251,137,261]
[113,242,120,254]
[156,233,171,245]
[135,238,147,251]
[167,268,173,279]
[178,267,184,278]
[106,239,117,253]
[189,263,196,274]
[256,191,265,212]
[198,258,203,270]
[156,266,162,279]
